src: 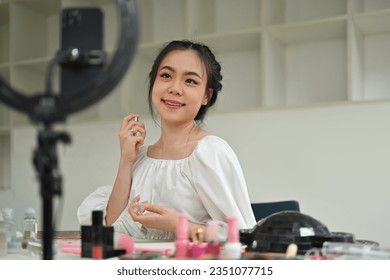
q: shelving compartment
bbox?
[119,46,156,117]
[188,0,261,36]
[137,0,186,44]
[9,60,58,125]
[350,10,390,101]
[0,3,10,64]
[200,32,262,113]
[264,0,347,25]
[263,19,348,107]
[0,101,10,128]
[351,0,390,14]
[10,0,61,62]
[0,67,11,128]
[0,133,11,189]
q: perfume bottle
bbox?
[1,208,21,254]
[0,212,7,255]
[22,208,38,250]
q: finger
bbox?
[126,121,146,137]
[131,126,146,137]
[142,202,163,215]
[190,231,197,242]
[121,114,139,130]
[128,195,142,218]
[121,114,134,129]
[130,195,140,209]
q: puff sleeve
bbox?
[190,136,256,229]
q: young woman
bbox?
[77,40,256,240]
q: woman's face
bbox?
[151,49,209,125]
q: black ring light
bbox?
[0,0,139,124]
[0,0,139,259]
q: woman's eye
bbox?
[186,79,197,85]
[160,73,171,79]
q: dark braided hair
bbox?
[148,40,223,125]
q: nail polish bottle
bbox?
[221,216,242,259]
[205,220,221,257]
[175,213,190,259]
[191,228,206,259]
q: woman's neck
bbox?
[149,121,208,159]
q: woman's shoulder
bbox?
[198,135,231,148]
[194,135,236,157]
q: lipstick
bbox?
[92,210,103,260]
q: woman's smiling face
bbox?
[151,49,209,125]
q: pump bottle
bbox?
[22,208,38,250]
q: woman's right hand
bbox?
[119,114,146,164]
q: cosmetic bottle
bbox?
[1,208,21,254]
[191,228,206,258]
[22,208,38,250]
[0,213,7,255]
[205,220,221,257]
[92,210,103,259]
[221,216,242,259]
[175,213,190,259]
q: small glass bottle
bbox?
[1,207,21,253]
[22,208,38,250]
[0,212,8,256]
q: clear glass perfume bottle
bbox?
[22,208,38,250]
[0,212,7,255]
[1,208,21,253]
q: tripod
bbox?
[33,126,71,259]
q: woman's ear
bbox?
[203,88,213,105]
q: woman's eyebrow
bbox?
[160,65,202,80]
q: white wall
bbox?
[2,100,390,247]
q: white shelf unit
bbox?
[350,6,390,101]
[1,0,390,189]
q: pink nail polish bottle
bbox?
[175,213,190,259]
[206,221,221,257]
[221,216,242,259]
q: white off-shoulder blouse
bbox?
[77,135,256,240]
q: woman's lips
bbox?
[162,99,185,109]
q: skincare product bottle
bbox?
[175,213,190,259]
[1,208,21,254]
[0,213,7,255]
[22,208,38,250]
[205,220,221,257]
[221,216,242,259]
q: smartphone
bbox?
[60,8,104,97]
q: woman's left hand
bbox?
[129,195,178,233]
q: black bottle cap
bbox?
[92,210,103,226]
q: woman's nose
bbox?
[168,81,183,95]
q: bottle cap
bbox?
[92,210,103,226]
[1,208,14,220]
[227,216,239,243]
[176,213,188,240]
[24,208,36,218]
[207,220,220,243]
